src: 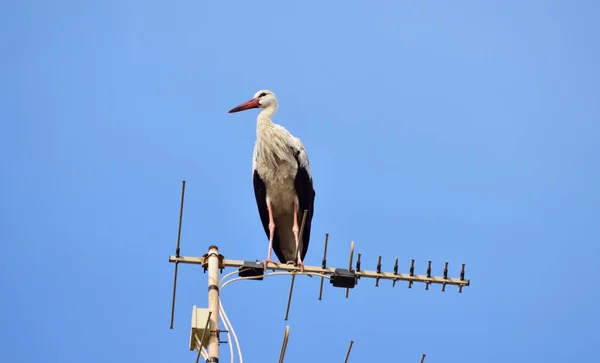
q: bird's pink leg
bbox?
[292,202,304,272]
[263,201,278,271]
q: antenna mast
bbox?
[206,245,221,363]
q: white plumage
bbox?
[228,90,315,271]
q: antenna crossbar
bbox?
[168,256,470,289]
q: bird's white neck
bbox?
[259,104,278,120]
[256,105,278,136]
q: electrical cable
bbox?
[216,270,331,363]
[220,271,331,291]
[218,306,235,363]
[220,300,243,363]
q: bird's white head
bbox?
[228,89,278,117]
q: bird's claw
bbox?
[263,259,278,271]
[285,260,304,272]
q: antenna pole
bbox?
[207,245,220,363]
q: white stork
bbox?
[228,90,315,272]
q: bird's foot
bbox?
[285,260,304,272]
[263,259,279,271]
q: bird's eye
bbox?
[259,92,267,98]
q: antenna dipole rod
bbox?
[425,260,432,290]
[284,274,296,321]
[344,341,354,363]
[321,233,329,269]
[442,261,449,292]
[376,255,382,287]
[459,263,466,293]
[285,211,307,319]
[170,264,179,328]
[392,257,398,287]
[169,180,186,329]
[207,245,220,363]
[345,241,355,298]
[356,253,362,286]
[420,353,426,363]
[278,325,290,363]
[408,258,415,289]
[175,180,186,257]
[318,233,329,301]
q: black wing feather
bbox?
[253,170,283,259]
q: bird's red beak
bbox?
[228,98,260,113]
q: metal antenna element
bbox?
[278,326,291,363]
[392,258,399,287]
[375,255,382,287]
[170,180,186,329]
[284,210,307,321]
[284,274,296,321]
[355,253,362,286]
[318,233,329,300]
[420,353,426,363]
[425,260,432,290]
[408,259,415,289]
[344,341,354,363]
[194,311,212,363]
[442,262,449,292]
[459,263,466,293]
[345,241,355,298]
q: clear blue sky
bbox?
[2,0,599,362]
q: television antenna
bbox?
[168,181,470,362]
